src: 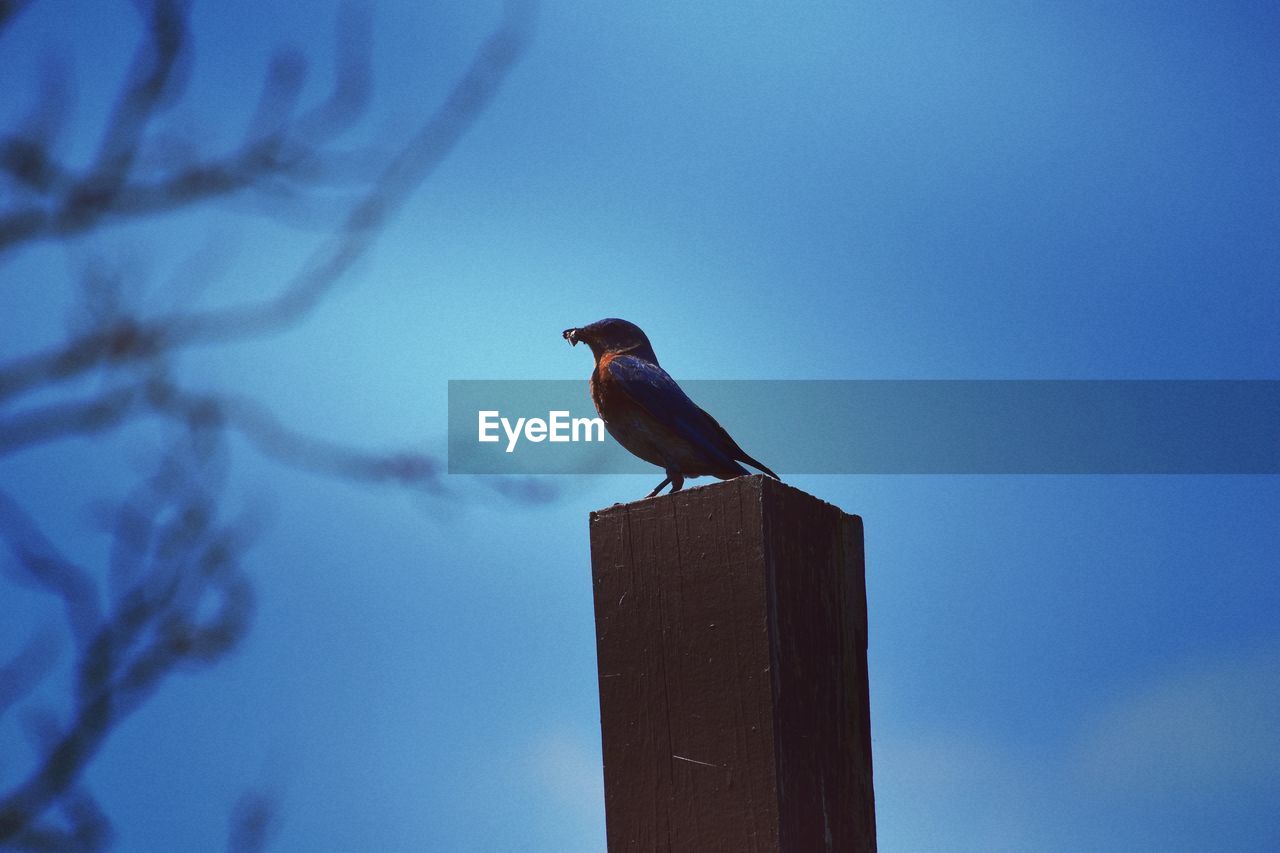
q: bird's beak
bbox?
[563,327,581,346]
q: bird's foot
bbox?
[646,475,672,498]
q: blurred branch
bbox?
[0,0,538,847]
[4,712,114,851]
[0,629,60,719]
[84,0,189,198]
[227,790,278,853]
[0,0,372,250]
[175,0,532,343]
[0,386,142,455]
[0,2,530,407]
[0,378,441,489]
[0,0,36,34]
[147,380,443,487]
[0,489,102,648]
[0,422,254,843]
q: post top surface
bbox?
[589,474,860,523]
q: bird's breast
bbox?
[590,364,670,468]
[589,360,725,475]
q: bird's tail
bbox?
[737,452,780,481]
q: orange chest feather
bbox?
[590,355,641,422]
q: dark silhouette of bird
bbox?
[563,318,779,497]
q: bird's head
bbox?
[563,318,659,365]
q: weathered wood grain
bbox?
[590,475,875,852]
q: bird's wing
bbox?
[604,355,748,476]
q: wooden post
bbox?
[589,475,875,852]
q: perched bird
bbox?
[563,318,779,497]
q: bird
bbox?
[562,318,780,498]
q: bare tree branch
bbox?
[0,1,532,406]
[5,710,114,851]
[147,380,443,487]
[0,378,442,490]
[227,790,278,853]
[0,490,102,648]
[0,2,539,846]
[85,0,189,192]
[0,0,36,34]
[0,629,60,719]
[1,424,254,842]
[0,386,143,455]
[0,0,372,255]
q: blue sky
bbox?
[1,1,1277,851]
